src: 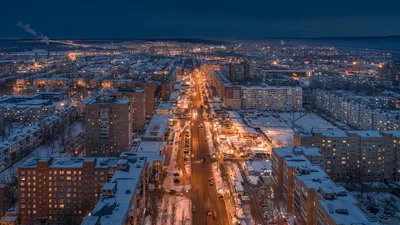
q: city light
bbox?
[1,31,397,225]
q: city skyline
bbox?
[1,4,400,224]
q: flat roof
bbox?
[273,146,323,158]
[157,102,173,110]
[20,157,122,169]
[135,141,163,153]
[143,114,172,139]
[347,131,382,138]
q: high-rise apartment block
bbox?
[16,156,147,225]
[111,87,146,131]
[271,146,380,225]
[85,96,132,157]
[160,69,177,101]
[295,130,400,182]
[100,80,155,116]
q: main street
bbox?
[190,74,230,225]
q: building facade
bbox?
[111,88,146,131]
[295,130,400,182]
[271,146,380,225]
[85,96,132,157]
[208,69,303,111]
[16,156,146,225]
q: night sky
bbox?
[1,0,400,39]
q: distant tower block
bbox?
[229,64,237,82]
[280,40,286,46]
[242,61,250,80]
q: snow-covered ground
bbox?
[163,113,193,194]
[211,162,229,195]
[157,196,192,225]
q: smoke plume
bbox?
[38,34,49,45]
[16,21,36,36]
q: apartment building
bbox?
[0,106,77,173]
[0,92,65,123]
[295,130,400,182]
[241,86,302,110]
[81,158,147,225]
[85,96,132,157]
[271,146,325,211]
[309,89,400,130]
[271,146,380,225]
[111,87,146,131]
[16,156,147,225]
[101,80,155,116]
[208,69,303,110]
[160,69,177,101]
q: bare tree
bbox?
[171,198,178,225]
[257,178,283,225]
[383,196,398,213]
[147,192,162,225]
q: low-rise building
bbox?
[142,114,172,142]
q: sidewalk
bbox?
[158,195,192,225]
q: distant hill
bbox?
[319,36,400,40]
[237,35,400,40]
[0,37,229,45]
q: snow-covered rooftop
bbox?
[20,157,122,169]
[82,157,146,225]
[143,114,172,139]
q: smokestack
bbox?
[47,44,50,59]
[34,35,38,62]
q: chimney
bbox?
[34,35,38,62]
[47,44,50,59]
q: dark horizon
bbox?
[1,35,400,41]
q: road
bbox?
[190,75,230,225]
